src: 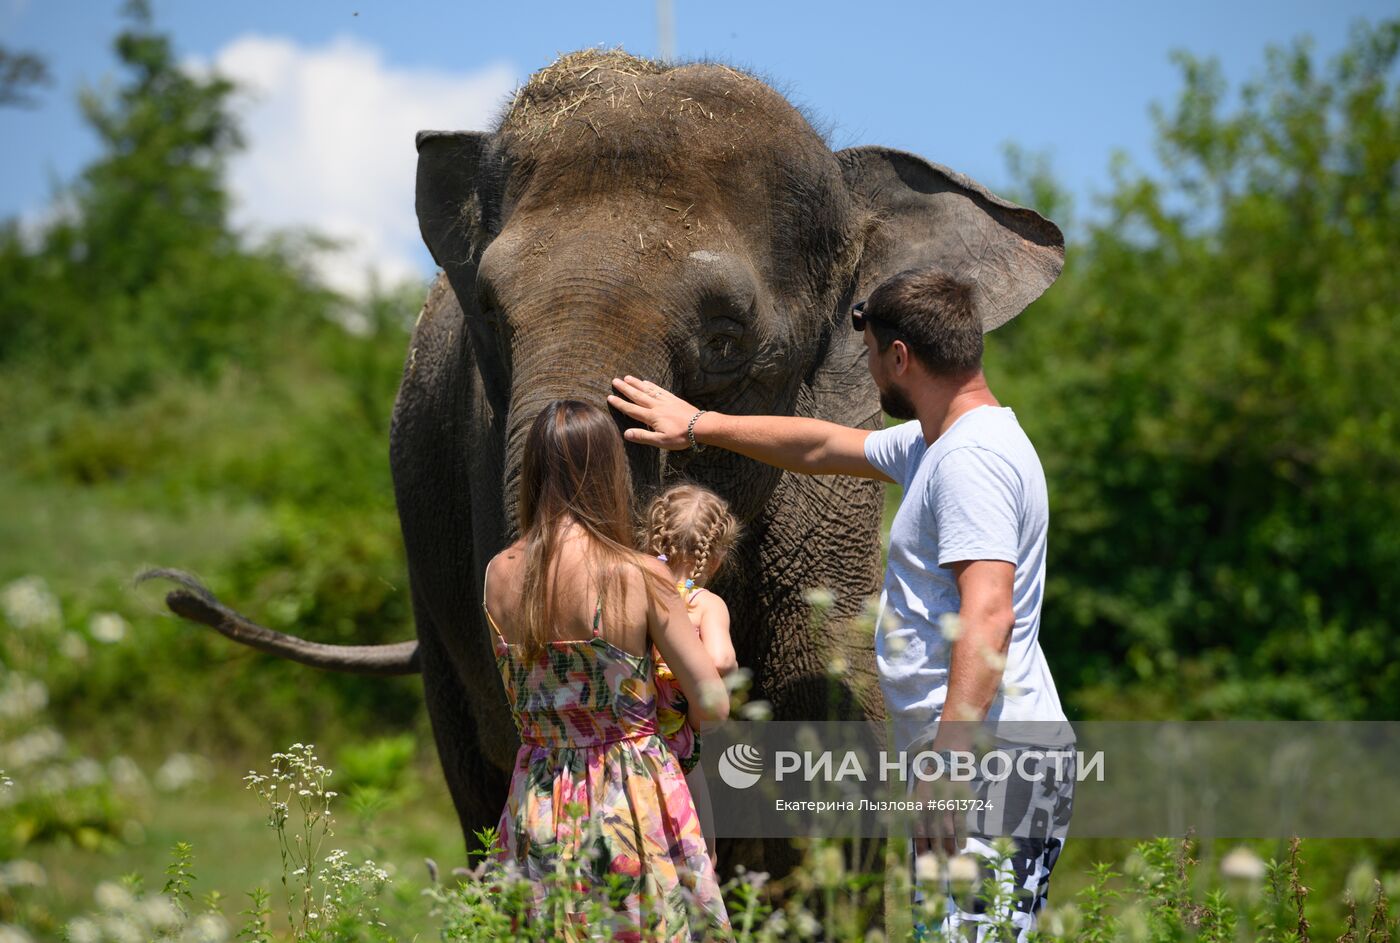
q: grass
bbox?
[0,464,269,607]
[14,751,465,940]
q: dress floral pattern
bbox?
[485,572,730,942]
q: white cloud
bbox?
[208,34,516,296]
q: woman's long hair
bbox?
[515,399,668,654]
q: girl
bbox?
[482,400,731,941]
[642,484,740,863]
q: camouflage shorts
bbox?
[910,745,1076,942]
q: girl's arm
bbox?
[692,591,737,676]
[645,559,729,731]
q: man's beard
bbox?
[878,381,917,420]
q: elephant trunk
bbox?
[499,299,669,532]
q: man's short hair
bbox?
[865,269,981,375]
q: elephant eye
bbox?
[700,315,747,372]
[706,331,737,360]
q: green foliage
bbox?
[332,736,418,799]
[0,579,136,861]
[0,1,335,407]
[0,4,424,756]
[993,18,1400,719]
[0,45,51,108]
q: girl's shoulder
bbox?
[687,586,728,614]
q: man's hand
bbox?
[911,762,965,857]
[608,374,889,480]
[608,376,702,451]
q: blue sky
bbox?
[1,0,1391,292]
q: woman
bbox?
[482,399,732,941]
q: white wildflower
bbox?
[826,654,848,678]
[739,699,772,721]
[0,675,48,720]
[65,918,101,943]
[34,766,69,796]
[4,726,65,768]
[812,845,845,886]
[914,852,943,884]
[0,860,46,888]
[69,756,106,788]
[883,631,907,658]
[98,914,142,943]
[140,894,183,930]
[1345,861,1378,907]
[948,854,981,885]
[1,576,61,631]
[803,587,835,611]
[95,879,135,911]
[938,613,963,641]
[0,924,36,943]
[109,755,145,791]
[1220,846,1266,881]
[185,913,230,943]
[154,753,210,792]
[723,665,753,693]
[60,630,90,661]
[88,611,129,644]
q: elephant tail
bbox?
[133,567,422,676]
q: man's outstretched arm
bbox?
[608,375,892,482]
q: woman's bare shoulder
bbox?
[488,541,526,571]
[484,542,526,600]
[634,552,672,581]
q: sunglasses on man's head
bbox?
[850,300,891,333]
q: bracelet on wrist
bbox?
[686,410,709,453]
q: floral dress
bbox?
[653,582,706,774]
[484,564,731,942]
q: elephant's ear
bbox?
[416,130,493,307]
[837,146,1064,332]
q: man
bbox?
[609,267,1073,940]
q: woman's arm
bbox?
[645,559,729,731]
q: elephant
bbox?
[140,48,1063,880]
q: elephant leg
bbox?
[416,604,510,859]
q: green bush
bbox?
[992,19,1400,719]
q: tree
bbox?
[0,0,331,403]
[0,46,51,108]
[993,19,1400,719]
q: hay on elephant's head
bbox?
[500,48,670,141]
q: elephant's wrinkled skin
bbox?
[141,50,1062,878]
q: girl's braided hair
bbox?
[642,483,741,588]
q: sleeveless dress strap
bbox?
[481,558,508,650]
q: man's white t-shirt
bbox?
[864,406,1070,752]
